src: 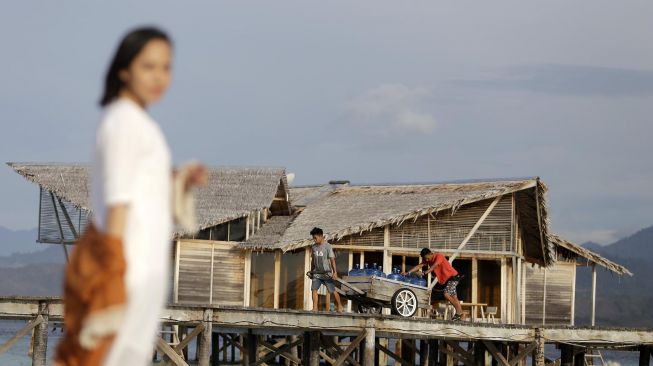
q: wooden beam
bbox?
[591,264,597,326]
[448,195,502,263]
[209,242,215,304]
[472,258,479,306]
[440,346,475,366]
[174,323,205,354]
[156,337,189,366]
[444,341,475,366]
[508,342,537,366]
[482,341,509,366]
[50,193,69,261]
[533,329,545,366]
[255,338,303,366]
[0,315,43,355]
[334,331,367,366]
[376,341,409,365]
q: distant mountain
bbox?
[0,244,66,296]
[0,226,41,255]
[580,241,603,253]
[575,226,653,327]
[0,245,67,268]
[0,263,64,296]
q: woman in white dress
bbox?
[56,27,206,366]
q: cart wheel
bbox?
[391,288,418,317]
[357,303,382,314]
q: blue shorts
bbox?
[311,278,335,293]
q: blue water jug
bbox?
[387,267,403,281]
[376,265,386,278]
[417,278,428,287]
[349,264,362,276]
[363,263,374,276]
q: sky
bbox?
[1,1,652,245]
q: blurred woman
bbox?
[56,27,206,366]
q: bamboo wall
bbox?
[524,260,575,325]
[176,240,245,306]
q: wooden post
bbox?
[428,339,438,366]
[304,247,312,311]
[274,250,281,309]
[420,340,429,366]
[472,257,479,318]
[439,340,448,366]
[211,332,220,366]
[31,302,48,366]
[521,260,526,325]
[244,250,252,307]
[363,327,375,366]
[639,346,651,366]
[474,342,485,366]
[533,328,544,366]
[542,267,547,325]
[173,240,181,303]
[515,256,522,324]
[500,258,507,322]
[198,309,213,366]
[289,335,299,366]
[560,345,574,366]
[573,348,585,366]
[245,332,258,366]
[570,259,577,326]
[591,264,597,326]
[309,331,320,366]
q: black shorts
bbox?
[431,275,461,302]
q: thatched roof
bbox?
[241,215,295,249]
[274,178,553,265]
[549,234,632,276]
[7,162,290,235]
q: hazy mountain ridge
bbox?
[576,226,653,327]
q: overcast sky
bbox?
[1,1,652,245]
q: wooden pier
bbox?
[1,296,652,366]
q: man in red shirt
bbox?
[403,248,464,320]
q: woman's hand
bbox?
[184,164,208,191]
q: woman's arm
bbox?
[105,204,128,238]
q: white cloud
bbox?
[345,84,437,137]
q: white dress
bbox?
[91,98,172,366]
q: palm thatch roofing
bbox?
[549,234,632,276]
[7,162,290,235]
[247,178,554,266]
[241,215,296,249]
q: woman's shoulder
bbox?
[102,98,149,123]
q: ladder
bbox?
[584,349,606,366]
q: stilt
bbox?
[573,348,585,366]
[211,332,220,366]
[640,346,651,366]
[474,341,485,366]
[420,339,429,366]
[198,309,213,366]
[533,329,544,366]
[560,345,573,366]
[243,332,257,365]
[363,327,376,366]
[31,302,48,366]
[428,339,438,366]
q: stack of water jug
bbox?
[348,264,427,287]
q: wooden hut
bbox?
[8,162,631,326]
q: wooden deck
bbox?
[1,296,652,366]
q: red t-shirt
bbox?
[421,253,458,285]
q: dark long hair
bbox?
[99,27,172,107]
